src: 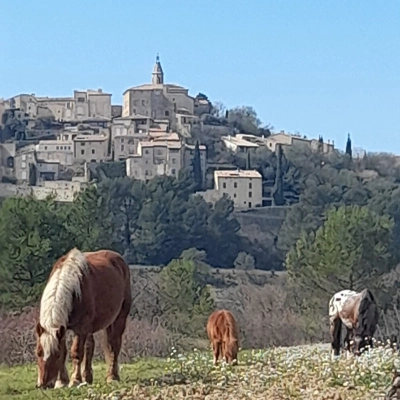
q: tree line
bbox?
[0,170,245,309]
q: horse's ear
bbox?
[56,326,66,341]
[35,322,44,337]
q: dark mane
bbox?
[354,288,379,337]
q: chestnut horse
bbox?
[329,288,378,360]
[35,248,132,389]
[207,309,239,365]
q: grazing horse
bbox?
[329,288,378,360]
[35,248,132,389]
[206,309,239,365]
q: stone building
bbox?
[73,134,109,163]
[201,169,262,209]
[125,135,206,182]
[36,139,74,166]
[122,56,211,128]
[7,89,112,122]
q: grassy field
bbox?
[0,344,397,400]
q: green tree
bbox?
[346,133,352,159]
[272,144,285,206]
[64,184,114,252]
[192,141,203,191]
[0,196,71,308]
[28,163,37,186]
[206,195,241,267]
[159,256,214,335]
[286,205,394,296]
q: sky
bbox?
[1,1,400,154]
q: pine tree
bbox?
[346,133,352,159]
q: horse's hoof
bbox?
[54,380,68,389]
[68,380,81,388]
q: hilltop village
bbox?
[0,56,337,206]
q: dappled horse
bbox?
[35,248,132,389]
[207,309,239,365]
[329,289,378,360]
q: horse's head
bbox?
[352,334,372,356]
[35,322,66,389]
[224,339,239,365]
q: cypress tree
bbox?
[192,141,203,191]
[272,144,285,206]
[346,133,352,159]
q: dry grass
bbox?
[0,342,398,399]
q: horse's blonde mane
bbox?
[39,248,89,358]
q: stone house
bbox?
[8,89,112,122]
[201,169,262,209]
[73,134,109,163]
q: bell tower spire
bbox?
[152,53,164,85]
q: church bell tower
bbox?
[152,53,164,85]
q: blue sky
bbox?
[1,1,399,153]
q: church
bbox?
[122,55,211,125]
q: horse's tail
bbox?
[356,288,379,337]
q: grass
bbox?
[0,343,398,399]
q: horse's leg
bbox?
[344,328,352,360]
[69,334,87,387]
[330,316,342,361]
[54,334,69,389]
[82,334,95,384]
[103,300,130,383]
[214,341,222,365]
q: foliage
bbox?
[192,140,203,190]
[159,256,214,336]
[286,205,394,298]
[346,133,352,158]
[0,196,71,308]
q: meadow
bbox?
[0,343,398,400]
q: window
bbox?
[249,191,252,198]
[121,145,125,151]
[44,146,48,150]
[223,182,226,189]
[141,100,145,106]
[145,150,149,155]
[81,142,85,146]
[56,146,59,150]
[91,149,95,154]
[233,193,237,198]
[77,97,85,103]
[171,169,176,175]
[165,110,169,116]
[249,182,252,189]
[81,149,85,155]
[172,158,176,164]
[157,149,162,155]
[248,202,252,208]
[234,182,237,188]
[121,138,124,143]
